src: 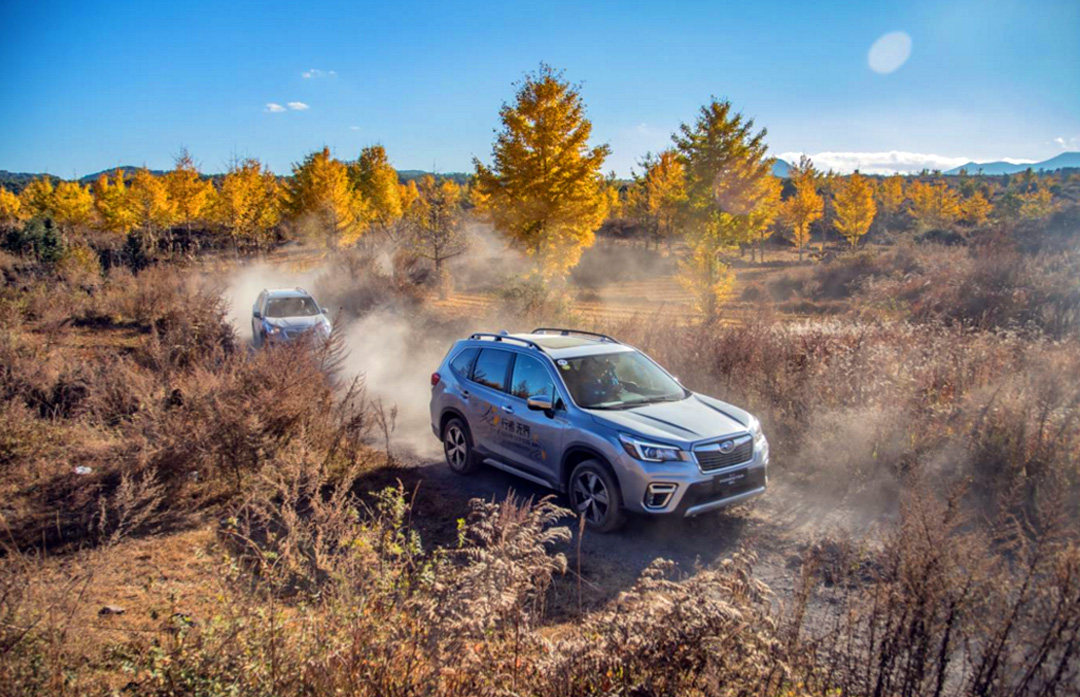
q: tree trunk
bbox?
[436,258,449,300]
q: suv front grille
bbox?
[694,435,753,472]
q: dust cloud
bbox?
[219,227,530,461]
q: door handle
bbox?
[501,405,514,414]
[461,389,470,399]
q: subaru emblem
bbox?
[719,440,735,454]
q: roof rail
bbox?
[469,332,544,351]
[531,327,620,344]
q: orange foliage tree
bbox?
[833,173,876,247]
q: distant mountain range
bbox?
[944,152,1080,176]
[3,152,1077,191]
[77,166,169,183]
[0,167,471,191]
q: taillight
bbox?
[431,372,441,386]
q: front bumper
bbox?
[614,438,769,517]
[263,327,330,345]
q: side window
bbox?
[509,354,555,400]
[449,348,478,378]
[471,349,513,392]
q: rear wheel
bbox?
[569,460,625,533]
[442,417,479,474]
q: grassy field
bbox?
[2,215,1079,695]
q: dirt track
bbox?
[360,453,836,618]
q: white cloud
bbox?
[1054,136,1079,150]
[287,102,309,111]
[868,31,912,74]
[776,150,1034,175]
[264,102,286,113]
[302,68,337,79]
[349,126,361,131]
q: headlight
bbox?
[748,415,768,462]
[265,323,282,335]
[619,434,688,463]
[747,415,765,440]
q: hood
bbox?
[588,393,749,445]
[266,315,326,330]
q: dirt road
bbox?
[360,454,819,617]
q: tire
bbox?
[442,417,479,474]
[568,460,626,533]
[251,321,263,348]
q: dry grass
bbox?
[1,218,1079,694]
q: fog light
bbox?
[644,483,677,509]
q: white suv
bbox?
[251,288,332,347]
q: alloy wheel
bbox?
[573,470,610,525]
[444,424,468,470]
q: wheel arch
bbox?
[439,408,469,439]
[560,445,616,493]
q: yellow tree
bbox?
[164,149,213,236]
[780,157,824,261]
[130,168,176,240]
[833,173,877,247]
[399,180,420,215]
[1018,186,1056,219]
[349,145,402,229]
[50,181,95,233]
[876,174,905,219]
[406,175,468,298]
[212,159,282,250]
[20,177,55,218]
[636,150,687,250]
[283,146,368,246]
[93,169,138,234]
[0,188,26,227]
[474,65,610,279]
[907,179,962,230]
[748,174,781,262]
[674,98,774,318]
[961,191,993,226]
[816,170,841,249]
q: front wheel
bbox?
[568,460,625,533]
[442,418,479,474]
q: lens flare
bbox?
[868,31,912,74]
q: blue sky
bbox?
[1,0,1077,177]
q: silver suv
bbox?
[429,329,769,532]
[251,288,332,348]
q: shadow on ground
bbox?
[355,457,762,616]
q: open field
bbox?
[3,204,1080,695]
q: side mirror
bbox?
[253,310,262,319]
[527,394,554,413]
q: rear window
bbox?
[449,347,478,377]
[471,348,513,391]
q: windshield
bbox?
[558,350,687,409]
[265,296,320,318]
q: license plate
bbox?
[710,470,747,494]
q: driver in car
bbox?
[574,357,620,406]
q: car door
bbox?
[464,347,514,458]
[495,352,567,482]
